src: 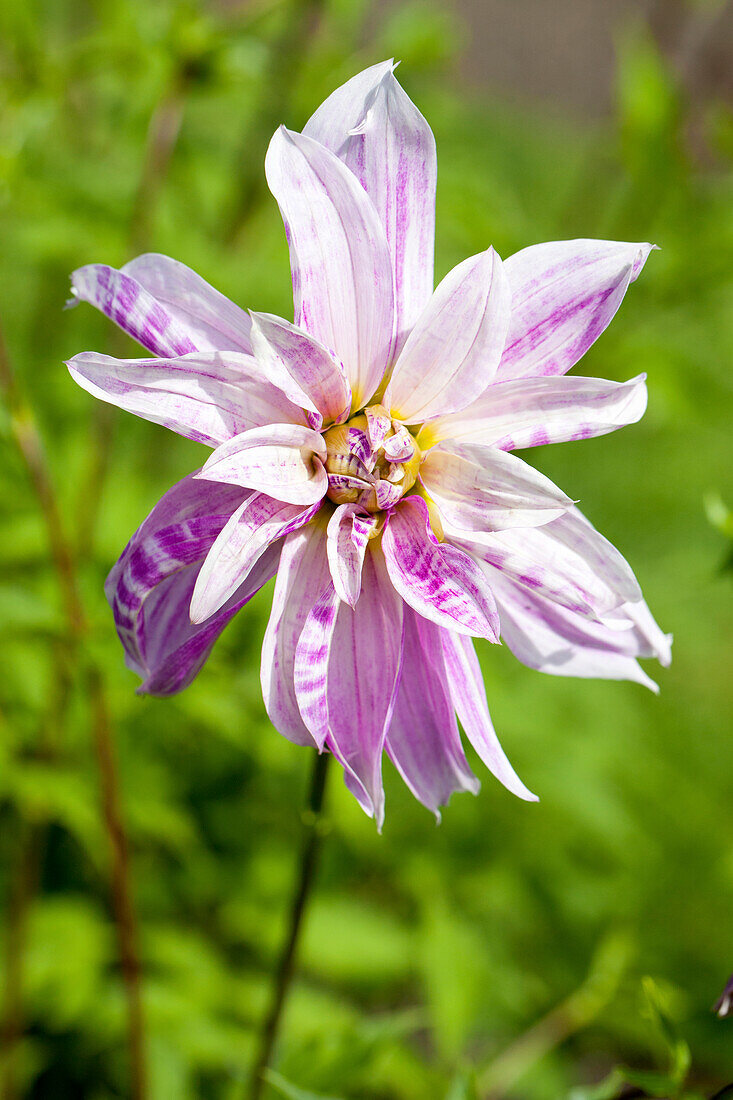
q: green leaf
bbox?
[262,1069,346,1100]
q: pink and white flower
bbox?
[66,61,670,826]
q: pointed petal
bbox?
[66,350,308,447]
[265,126,394,409]
[386,609,479,819]
[305,61,437,350]
[488,568,666,691]
[70,264,199,357]
[326,505,377,607]
[447,507,642,618]
[441,631,537,801]
[385,248,510,422]
[324,550,404,827]
[122,253,254,352]
[198,424,327,505]
[419,373,648,451]
[496,239,655,382]
[421,442,572,534]
[261,519,332,747]
[250,311,351,423]
[190,493,320,623]
[381,496,500,639]
[104,472,276,696]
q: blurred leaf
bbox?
[263,1070,345,1100]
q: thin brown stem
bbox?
[0,321,147,1100]
[247,750,330,1100]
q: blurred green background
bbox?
[1,0,732,1097]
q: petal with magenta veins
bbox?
[66,350,308,447]
[197,424,327,505]
[121,253,254,353]
[325,550,404,828]
[365,406,392,449]
[249,311,351,424]
[487,568,667,691]
[441,630,537,801]
[496,239,655,383]
[304,60,437,352]
[261,519,332,747]
[385,247,510,423]
[190,492,320,623]
[421,441,572,534]
[386,609,479,819]
[419,374,648,452]
[327,504,377,607]
[382,496,500,640]
[446,507,641,619]
[265,126,394,409]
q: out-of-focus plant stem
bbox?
[0,322,147,1100]
[222,0,325,245]
[478,932,632,1099]
[247,750,330,1100]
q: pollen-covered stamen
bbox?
[323,404,421,513]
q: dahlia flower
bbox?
[66,60,670,825]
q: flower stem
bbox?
[247,749,331,1100]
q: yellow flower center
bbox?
[322,405,422,515]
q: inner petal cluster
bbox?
[322,404,421,514]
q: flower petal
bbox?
[304,60,437,351]
[121,253,254,352]
[265,126,394,409]
[198,424,327,505]
[69,264,199,357]
[421,441,572,534]
[496,239,655,382]
[66,351,308,447]
[386,609,479,819]
[441,631,537,801]
[382,496,500,639]
[325,550,404,827]
[190,493,320,623]
[487,568,668,691]
[104,472,276,696]
[249,311,351,423]
[326,504,377,607]
[447,507,641,618]
[261,519,332,747]
[385,248,510,422]
[419,373,648,451]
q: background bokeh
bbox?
[1,1,732,1097]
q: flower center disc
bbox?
[322,405,421,514]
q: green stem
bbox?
[248,750,331,1100]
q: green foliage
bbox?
[1,2,733,1098]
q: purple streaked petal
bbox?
[421,441,572,534]
[121,253,254,353]
[441,630,537,801]
[386,609,479,819]
[70,264,198,357]
[190,493,320,623]
[385,248,510,423]
[366,406,392,449]
[326,504,376,607]
[346,428,374,468]
[197,424,327,505]
[104,471,276,696]
[496,239,655,382]
[446,506,641,619]
[249,311,351,423]
[419,373,648,452]
[293,583,341,749]
[322,550,404,827]
[66,350,308,447]
[261,519,331,747]
[488,569,666,691]
[265,126,395,409]
[375,478,403,510]
[383,424,414,461]
[382,496,500,639]
[304,61,437,353]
